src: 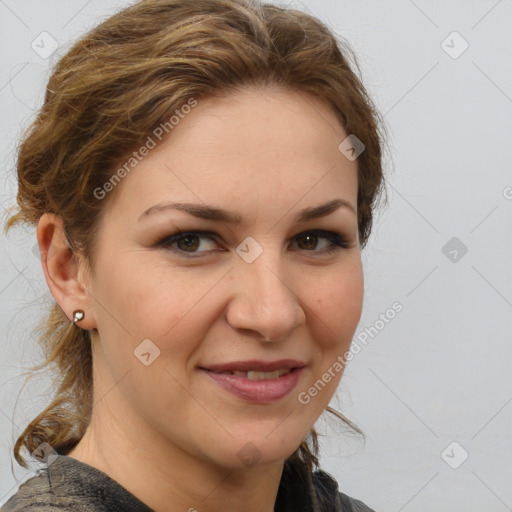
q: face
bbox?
[81,85,363,470]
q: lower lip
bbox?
[201,367,304,403]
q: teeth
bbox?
[216,368,292,380]
[247,369,291,380]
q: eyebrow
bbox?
[138,198,356,224]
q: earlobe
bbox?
[37,213,96,330]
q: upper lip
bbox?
[200,359,305,373]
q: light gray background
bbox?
[1,1,511,511]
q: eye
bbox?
[155,229,351,258]
[156,231,220,256]
[291,230,351,254]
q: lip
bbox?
[200,359,305,373]
[198,359,306,403]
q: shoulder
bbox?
[1,468,97,512]
[312,469,376,512]
[1,455,152,512]
[337,491,376,512]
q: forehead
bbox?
[103,85,358,222]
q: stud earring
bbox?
[72,310,85,325]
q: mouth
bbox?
[205,368,294,381]
[198,360,305,403]
[199,359,305,374]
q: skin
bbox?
[38,85,364,512]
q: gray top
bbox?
[2,455,376,511]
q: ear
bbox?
[37,213,97,331]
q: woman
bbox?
[2,0,386,510]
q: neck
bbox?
[68,391,285,512]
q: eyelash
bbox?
[155,229,351,258]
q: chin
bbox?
[205,431,306,471]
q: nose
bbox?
[225,251,306,342]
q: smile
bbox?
[211,368,292,380]
[200,366,304,403]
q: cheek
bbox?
[93,258,234,384]
[310,263,364,347]
[95,253,208,333]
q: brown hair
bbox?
[4,0,387,491]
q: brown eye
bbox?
[176,235,201,252]
[296,233,318,250]
[157,230,220,257]
[291,230,350,254]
